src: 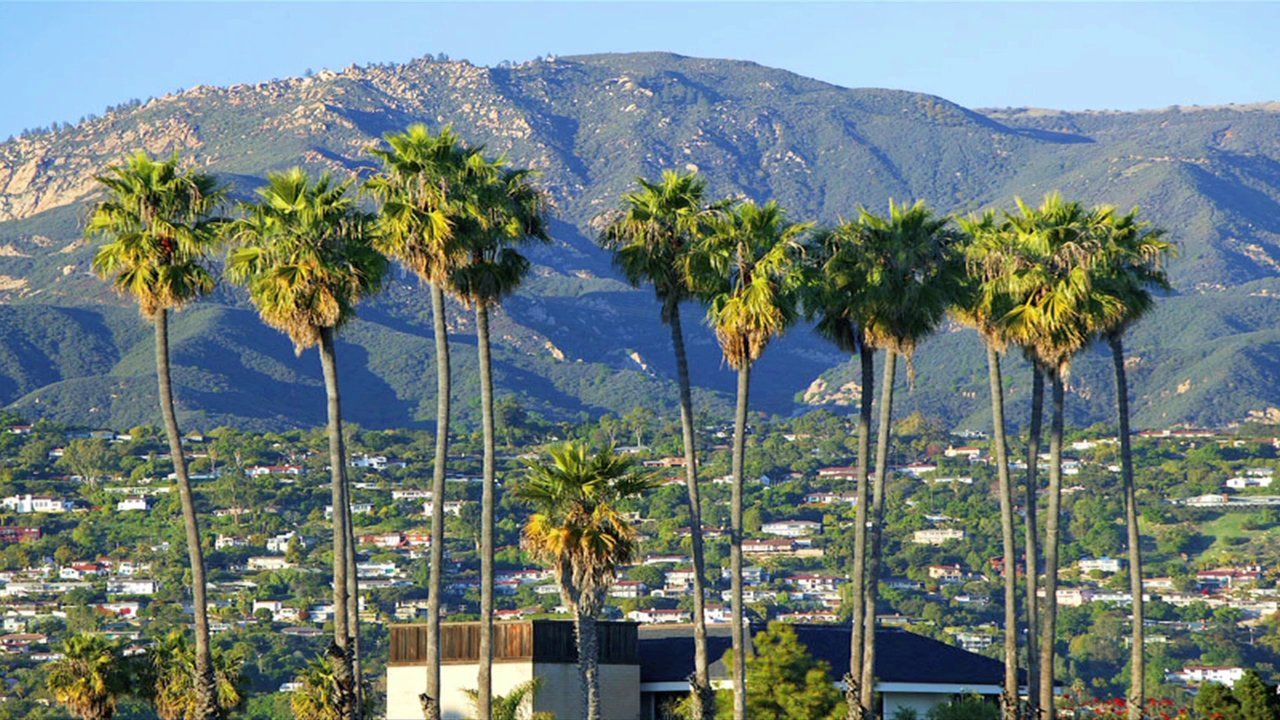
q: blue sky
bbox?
[1,2,1277,140]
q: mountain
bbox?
[2,51,1280,431]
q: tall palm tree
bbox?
[449,154,548,720]
[516,442,660,720]
[86,151,224,720]
[955,212,1024,720]
[599,170,719,719]
[806,222,876,720]
[1091,208,1174,720]
[365,124,473,720]
[685,199,810,720]
[46,633,134,720]
[150,630,245,720]
[847,202,964,718]
[225,168,386,720]
[998,194,1122,718]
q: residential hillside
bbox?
[2,52,1280,430]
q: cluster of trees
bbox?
[83,124,1171,720]
[598,172,1172,720]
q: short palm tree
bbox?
[1091,207,1174,720]
[448,154,548,720]
[516,442,660,720]
[685,199,810,720]
[225,168,386,720]
[292,654,342,720]
[46,633,133,720]
[150,630,245,720]
[844,201,964,718]
[463,679,553,720]
[599,170,719,719]
[955,211,1024,719]
[87,151,224,720]
[997,194,1122,717]
[365,123,474,720]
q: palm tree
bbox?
[806,222,876,720]
[46,633,133,720]
[448,154,548,720]
[225,168,386,720]
[292,655,342,720]
[516,442,660,720]
[365,124,473,720]
[599,170,719,719]
[150,630,245,720]
[685,199,810,720]
[86,151,224,720]
[998,194,1122,718]
[1091,208,1174,720]
[955,212,1025,720]
[848,202,964,718]
[464,679,555,720]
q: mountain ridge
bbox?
[2,51,1280,431]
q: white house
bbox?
[912,529,965,545]
[761,520,821,538]
[247,556,295,571]
[116,496,151,512]
[1078,557,1124,574]
[107,579,158,596]
[1167,665,1246,687]
[1,495,73,514]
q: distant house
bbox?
[1,495,73,514]
[1185,494,1230,507]
[247,464,304,478]
[107,579,157,596]
[1078,557,1124,574]
[627,608,691,624]
[0,527,40,544]
[325,503,374,519]
[1196,566,1262,590]
[805,491,858,506]
[116,496,150,512]
[350,454,406,471]
[791,574,845,594]
[912,529,965,546]
[247,556,295,572]
[761,520,821,538]
[609,580,648,599]
[422,500,467,518]
[266,532,302,554]
[1226,473,1274,490]
[391,489,433,501]
[816,466,858,480]
[743,538,799,555]
[643,456,686,468]
[1167,665,1246,687]
[897,463,939,478]
[943,445,984,462]
[215,535,250,550]
[928,565,965,584]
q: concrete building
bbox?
[386,621,1011,720]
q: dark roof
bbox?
[639,623,1010,686]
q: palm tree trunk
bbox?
[860,349,897,719]
[669,304,714,720]
[575,606,601,720]
[475,301,497,720]
[423,283,451,720]
[1024,367,1043,720]
[318,326,356,720]
[1110,335,1145,720]
[1037,370,1065,717]
[847,339,874,720]
[729,363,751,720]
[987,346,1019,720]
[154,309,220,720]
[343,468,362,718]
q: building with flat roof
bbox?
[386,620,1012,720]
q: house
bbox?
[627,608,691,624]
[215,535,250,550]
[805,491,858,506]
[107,579,158,596]
[386,621,1012,720]
[266,532,302,554]
[1078,557,1124,574]
[761,520,821,538]
[422,500,467,517]
[247,556,295,572]
[791,574,846,594]
[1226,472,1274,490]
[1166,665,1246,688]
[897,463,939,478]
[391,489,433,501]
[351,453,406,471]
[1196,566,1262,590]
[817,465,859,479]
[610,580,649,599]
[116,496,150,512]
[0,527,40,544]
[325,503,373,519]
[1185,494,1230,507]
[943,445,984,462]
[643,554,688,566]
[928,565,965,584]
[1,494,73,514]
[912,529,965,545]
[247,464,304,477]
[643,456,686,468]
[743,538,799,555]
[253,600,299,623]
